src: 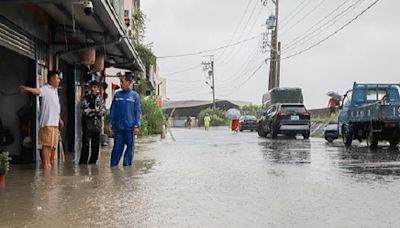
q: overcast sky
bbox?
[141,0,399,109]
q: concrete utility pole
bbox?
[266,0,280,90]
[202,55,216,109]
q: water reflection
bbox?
[330,144,400,179]
[259,138,311,164]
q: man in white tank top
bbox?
[20,70,64,169]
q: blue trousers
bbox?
[110,129,135,166]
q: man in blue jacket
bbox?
[108,73,142,167]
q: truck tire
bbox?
[389,132,399,149]
[271,127,278,139]
[257,126,267,137]
[342,125,353,147]
[303,131,310,139]
[366,131,378,149]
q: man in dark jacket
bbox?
[108,73,142,167]
[79,80,104,164]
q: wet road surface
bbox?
[2,127,400,227]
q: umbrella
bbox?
[326,91,342,100]
[226,108,241,120]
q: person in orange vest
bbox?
[328,97,337,115]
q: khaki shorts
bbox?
[39,126,59,149]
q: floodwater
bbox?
[1,127,400,227]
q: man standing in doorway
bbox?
[20,70,64,169]
[108,73,141,167]
[79,80,104,164]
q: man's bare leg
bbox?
[42,146,52,169]
[50,148,56,166]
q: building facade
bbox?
[0,0,144,164]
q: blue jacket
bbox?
[108,88,142,130]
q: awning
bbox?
[2,0,145,71]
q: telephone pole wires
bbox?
[263,0,280,90]
[202,55,216,109]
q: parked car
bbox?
[324,122,339,143]
[257,103,311,139]
[239,115,257,132]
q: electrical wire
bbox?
[283,0,366,53]
[281,0,381,61]
[217,0,255,59]
[281,0,315,29]
[219,61,266,97]
[162,64,201,77]
[283,0,352,49]
[157,34,261,59]
[280,0,309,25]
[280,0,328,35]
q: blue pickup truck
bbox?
[338,82,400,148]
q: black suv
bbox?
[257,103,311,139]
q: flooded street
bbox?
[2,127,400,227]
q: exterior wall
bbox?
[0,46,34,158]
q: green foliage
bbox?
[136,43,156,67]
[104,92,165,137]
[240,105,261,116]
[198,108,229,126]
[134,78,148,97]
[311,113,339,123]
[140,92,165,136]
[132,8,146,44]
[0,151,11,175]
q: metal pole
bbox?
[211,56,216,109]
[276,41,281,88]
[275,0,280,88]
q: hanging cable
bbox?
[281,0,381,61]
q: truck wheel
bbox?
[257,126,267,137]
[342,125,353,147]
[271,127,278,139]
[366,131,378,149]
[389,139,398,149]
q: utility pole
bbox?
[202,55,216,109]
[265,0,280,90]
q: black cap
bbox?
[123,72,134,82]
[89,80,100,87]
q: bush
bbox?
[140,92,165,136]
[240,105,261,116]
[103,92,164,137]
[0,151,11,175]
[198,108,229,126]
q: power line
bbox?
[219,60,266,97]
[283,0,366,52]
[217,0,255,59]
[280,0,308,25]
[281,0,381,61]
[283,0,352,49]
[157,34,261,59]
[162,64,201,77]
[280,0,314,28]
[280,0,328,35]
[219,5,265,66]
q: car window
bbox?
[281,105,306,113]
[246,116,256,121]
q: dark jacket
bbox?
[82,93,104,131]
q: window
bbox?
[281,105,306,113]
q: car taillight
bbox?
[277,112,287,116]
[302,112,310,116]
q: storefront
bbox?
[0,1,144,164]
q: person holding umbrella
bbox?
[226,108,241,134]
